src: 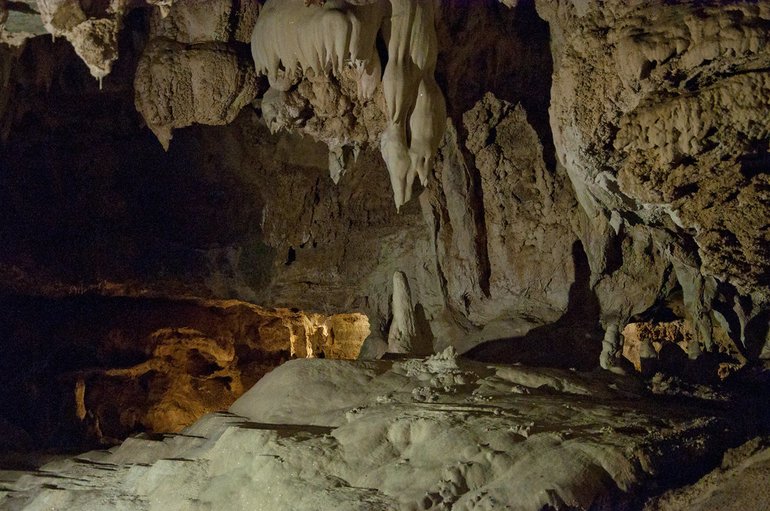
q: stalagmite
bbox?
[600,320,625,373]
[673,262,716,357]
[638,337,657,375]
[387,271,416,353]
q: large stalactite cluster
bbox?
[251,0,446,209]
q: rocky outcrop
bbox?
[422,93,591,361]
[134,0,261,148]
[537,1,770,366]
[0,294,368,449]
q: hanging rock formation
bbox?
[36,0,125,81]
[251,0,446,209]
[134,0,261,148]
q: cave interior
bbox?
[2,1,770,510]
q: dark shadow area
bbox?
[0,19,274,297]
[436,0,555,171]
[739,147,770,180]
[746,310,770,360]
[630,278,685,324]
[465,241,603,371]
[412,303,435,357]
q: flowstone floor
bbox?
[0,349,763,510]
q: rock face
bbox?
[3,1,770,508]
[0,293,369,449]
[428,94,584,356]
[538,1,770,366]
[4,0,769,367]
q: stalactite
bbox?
[251,0,446,210]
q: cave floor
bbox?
[2,350,769,511]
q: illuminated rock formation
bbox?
[0,294,369,448]
[251,0,446,209]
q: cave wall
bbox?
[1,0,769,388]
[538,1,770,366]
[0,292,368,450]
[1,1,589,365]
